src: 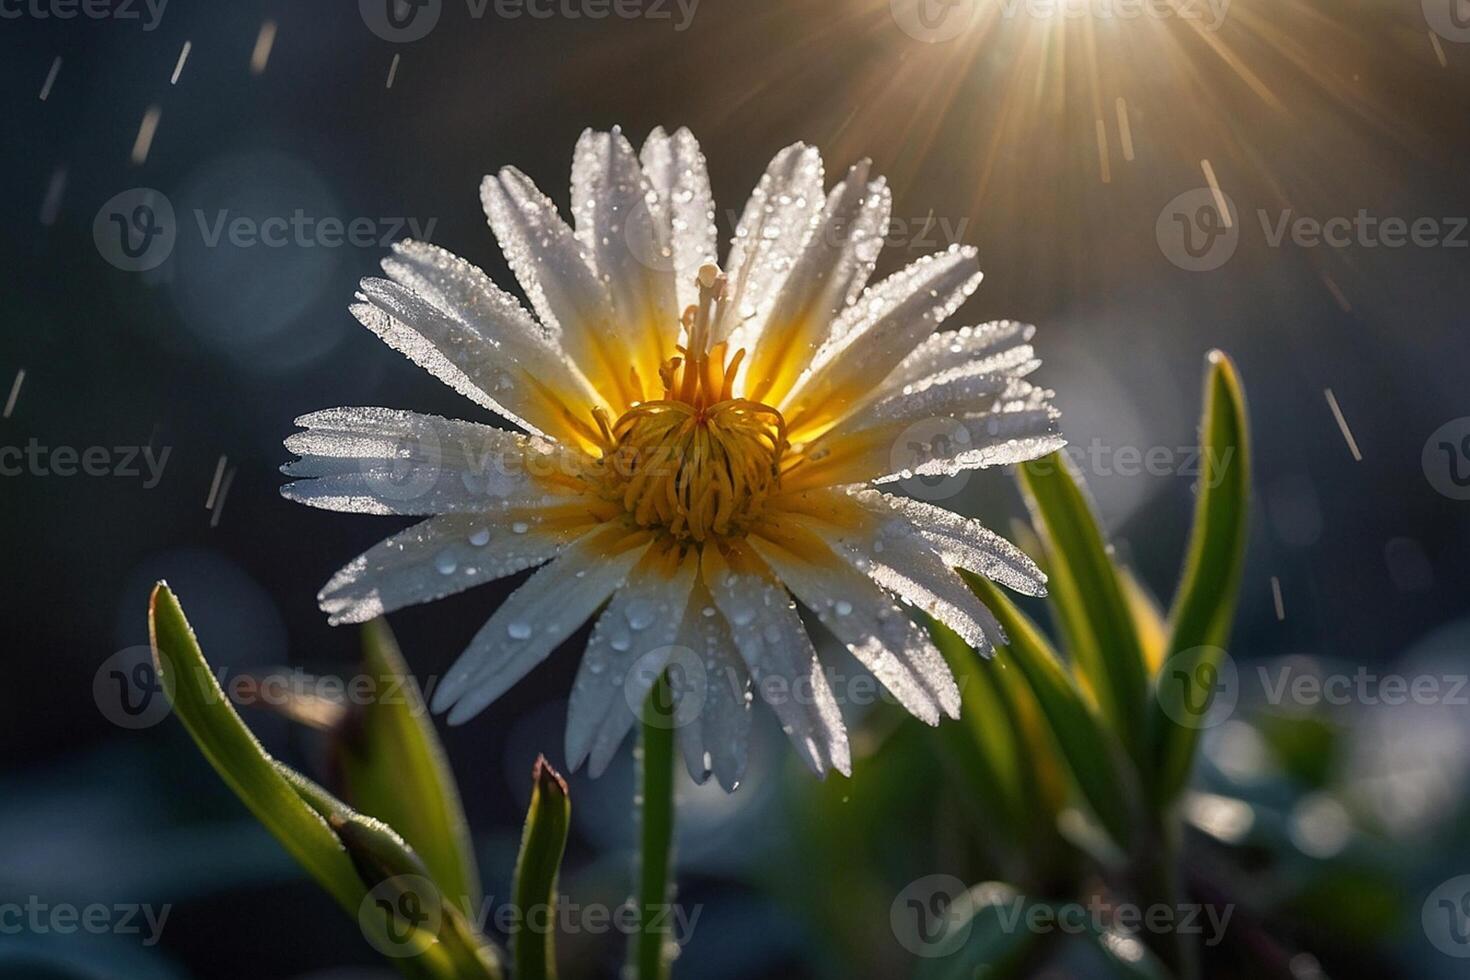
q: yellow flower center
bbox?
[591,266,787,544]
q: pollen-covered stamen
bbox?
[595,264,787,543]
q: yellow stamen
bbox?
[592,265,787,544]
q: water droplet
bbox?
[435,551,458,575]
[507,622,533,640]
[511,521,530,534]
[835,600,853,617]
[468,529,491,547]
[624,599,657,630]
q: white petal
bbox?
[861,491,1047,597]
[744,161,891,405]
[432,527,650,722]
[571,128,679,375]
[357,241,606,440]
[640,126,718,317]
[782,246,983,437]
[481,168,637,407]
[749,527,959,724]
[711,142,825,352]
[565,545,698,776]
[318,513,579,626]
[281,407,573,515]
[701,544,850,777]
[883,320,1038,395]
[674,583,752,791]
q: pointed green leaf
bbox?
[965,575,1137,850]
[511,756,572,980]
[1017,452,1149,761]
[333,619,482,909]
[148,583,364,913]
[149,584,500,980]
[1151,351,1251,804]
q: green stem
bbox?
[1135,817,1198,980]
[636,674,677,980]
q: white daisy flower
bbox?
[282,127,1064,790]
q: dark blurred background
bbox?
[3,1,1470,977]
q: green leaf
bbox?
[147,583,364,913]
[1018,452,1149,761]
[333,619,482,909]
[965,575,1137,850]
[1150,351,1251,804]
[929,621,1029,848]
[511,756,572,980]
[149,584,501,980]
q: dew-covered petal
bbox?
[781,246,984,441]
[750,520,959,724]
[701,541,850,778]
[783,394,1064,491]
[882,320,1038,396]
[432,526,651,723]
[565,542,698,777]
[639,126,718,322]
[355,241,606,450]
[673,579,752,791]
[711,142,825,353]
[744,161,891,406]
[481,167,639,409]
[571,128,679,387]
[859,491,1047,597]
[281,407,585,515]
[317,512,587,626]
